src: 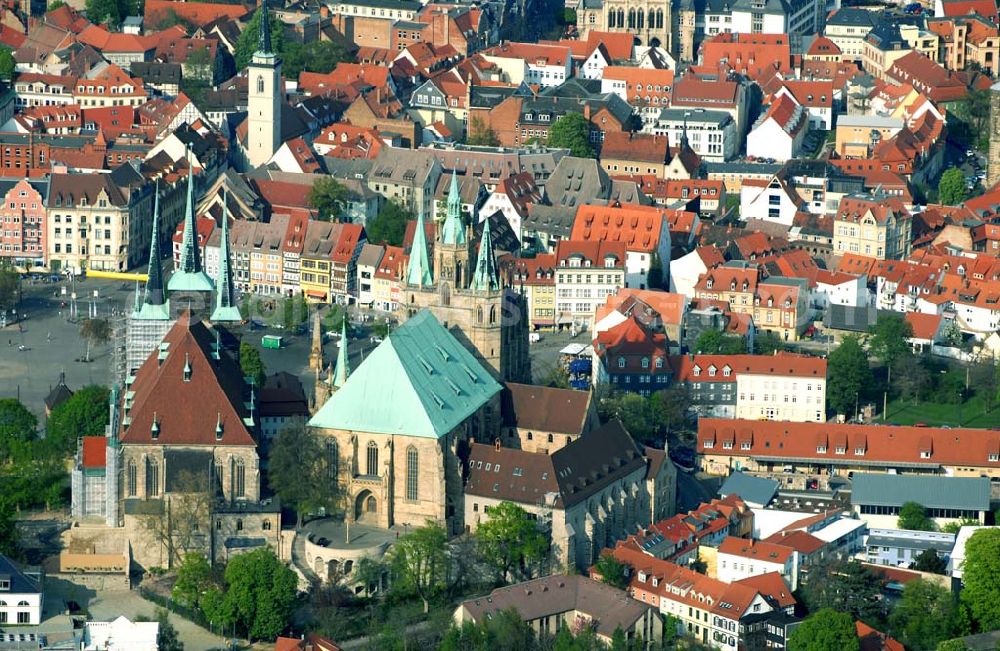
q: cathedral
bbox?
[399,171,531,385]
[576,0,674,52]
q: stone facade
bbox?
[989,81,1000,188]
[577,0,673,52]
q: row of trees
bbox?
[233,9,352,78]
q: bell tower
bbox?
[434,171,471,289]
[247,0,282,168]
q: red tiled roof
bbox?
[856,621,905,651]
[698,418,1000,469]
[571,204,668,253]
[941,0,999,21]
[733,572,796,609]
[905,312,942,341]
[718,536,794,564]
[82,436,106,469]
[807,36,842,57]
[671,352,825,381]
[120,313,256,447]
[700,33,792,81]
[144,0,248,27]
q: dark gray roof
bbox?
[823,304,876,332]
[865,532,955,554]
[826,7,879,26]
[543,156,610,208]
[342,0,419,9]
[865,21,907,50]
[0,555,40,595]
[524,204,575,239]
[130,61,181,85]
[719,471,779,506]
[851,473,991,511]
[704,162,783,175]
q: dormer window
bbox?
[618,356,626,368]
[723,366,731,377]
[989,453,999,462]
[707,278,714,289]
[816,445,826,453]
[768,297,774,307]
[722,440,733,450]
[730,279,736,290]
[216,414,223,441]
[655,357,663,368]
[742,281,749,291]
[151,413,160,440]
[642,357,649,368]
[835,446,845,454]
[920,450,931,459]
[855,447,865,456]
[708,365,716,377]
[703,439,713,449]
[741,441,751,450]
[693,365,701,377]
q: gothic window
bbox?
[406,446,419,501]
[263,520,272,531]
[477,306,484,324]
[628,9,635,28]
[236,519,244,531]
[616,8,624,26]
[215,462,223,493]
[637,10,644,28]
[127,460,137,497]
[367,441,379,476]
[441,282,450,306]
[489,305,497,324]
[256,76,264,93]
[147,458,159,497]
[235,458,246,498]
[607,10,615,26]
[327,440,339,479]
[657,9,664,28]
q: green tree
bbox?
[180,45,213,105]
[547,113,595,158]
[476,501,548,583]
[234,8,285,71]
[890,579,958,651]
[799,559,885,623]
[171,553,218,610]
[156,608,185,651]
[0,498,19,559]
[911,549,947,574]
[0,47,14,81]
[46,385,109,457]
[0,265,21,310]
[826,335,873,417]
[656,384,692,434]
[694,329,724,353]
[788,608,860,651]
[79,317,111,362]
[0,399,37,464]
[598,393,657,443]
[308,177,350,222]
[938,167,969,206]
[366,201,411,247]
[970,358,999,413]
[466,115,500,147]
[594,553,630,589]
[647,252,664,289]
[267,419,337,527]
[47,0,67,9]
[390,521,449,613]
[935,640,969,651]
[239,342,266,387]
[868,313,913,371]
[893,355,931,405]
[543,362,570,389]
[85,0,123,28]
[941,518,982,534]
[956,87,990,150]
[211,548,297,641]
[898,501,935,531]
[281,40,351,78]
[960,528,1000,632]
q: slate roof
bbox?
[851,473,991,511]
[0,554,41,595]
[309,310,501,438]
[501,382,592,435]
[719,471,779,507]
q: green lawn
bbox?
[884,394,1000,428]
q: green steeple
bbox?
[257,0,273,55]
[211,190,242,322]
[133,183,171,321]
[168,148,215,293]
[406,209,433,287]
[333,318,349,388]
[471,216,500,292]
[441,171,467,245]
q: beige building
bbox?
[464,421,676,569]
[576,0,672,52]
[367,147,442,217]
[834,115,904,158]
[734,355,826,422]
[834,194,912,260]
[47,172,152,274]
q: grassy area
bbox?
[884,394,1000,428]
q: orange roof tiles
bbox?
[670,352,826,381]
[718,536,795,564]
[485,41,570,66]
[144,0,249,28]
[806,36,842,57]
[600,132,671,164]
[571,204,668,253]
[700,33,792,81]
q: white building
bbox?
[669,246,724,297]
[483,43,572,88]
[740,177,801,227]
[0,555,42,626]
[814,270,868,309]
[653,108,738,163]
[717,537,800,590]
[83,616,159,651]
[746,96,809,163]
[554,240,627,326]
[734,356,827,422]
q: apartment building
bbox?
[570,204,672,290]
[509,253,557,330]
[554,240,627,325]
[834,194,912,260]
[0,179,47,268]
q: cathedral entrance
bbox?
[355,490,378,524]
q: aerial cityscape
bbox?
[0,0,1000,648]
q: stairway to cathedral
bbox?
[290,531,319,589]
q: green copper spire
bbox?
[211,190,242,322]
[333,318,349,388]
[471,216,500,292]
[406,209,433,287]
[441,172,466,245]
[257,0,273,55]
[168,148,215,293]
[134,183,171,321]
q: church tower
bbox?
[434,172,471,289]
[247,0,282,169]
[211,190,242,322]
[167,149,215,295]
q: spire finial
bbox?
[471,216,500,292]
[140,180,166,310]
[211,188,241,321]
[406,209,433,287]
[333,317,350,388]
[257,0,273,56]
[442,171,467,245]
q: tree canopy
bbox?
[910,549,947,574]
[547,113,595,158]
[79,318,111,362]
[171,553,218,611]
[46,385,109,457]
[938,167,968,206]
[868,314,913,369]
[898,502,935,531]
[0,48,14,81]
[826,335,873,416]
[366,201,412,247]
[475,502,548,583]
[267,420,338,526]
[234,9,286,71]
[308,177,350,222]
[466,116,500,147]
[239,342,267,387]
[202,548,297,642]
[799,559,885,623]
[594,554,630,590]
[0,398,37,464]
[788,608,860,651]
[694,329,746,354]
[959,527,1000,632]
[282,40,352,79]
[389,521,449,613]
[889,579,959,651]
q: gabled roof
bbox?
[719,471,778,506]
[570,204,668,253]
[120,313,256,447]
[502,382,592,435]
[309,310,501,438]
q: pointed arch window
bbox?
[256,75,264,94]
[127,460,137,497]
[235,457,246,498]
[367,441,379,476]
[327,440,339,479]
[406,446,419,501]
[146,458,159,497]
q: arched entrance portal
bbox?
[355,490,378,524]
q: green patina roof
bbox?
[406,210,433,287]
[309,310,501,438]
[167,270,216,292]
[132,301,172,321]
